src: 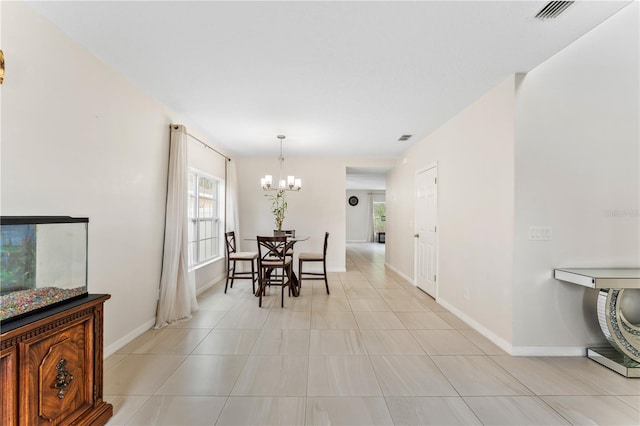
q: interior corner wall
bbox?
[512,2,640,352]
[1,2,227,352]
[386,76,516,347]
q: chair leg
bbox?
[231,260,237,289]
[258,273,264,308]
[281,271,285,308]
[224,259,231,293]
[298,259,303,289]
[323,260,330,294]
[251,259,256,294]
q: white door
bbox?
[415,166,438,297]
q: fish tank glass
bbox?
[1,216,88,323]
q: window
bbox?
[373,201,386,234]
[188,170,220,267]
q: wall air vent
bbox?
[398,134,412,141]
[535,1,574,20]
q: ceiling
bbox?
[27,0,630,162]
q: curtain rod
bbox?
[171,125,230,161]
[189,132,231,161]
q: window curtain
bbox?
[366,192,375,242]
[226,159,248,271]
[226,159,240,238]
[155,125,198,328]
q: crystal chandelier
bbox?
[260,135,302,192]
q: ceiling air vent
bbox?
[535,1,574,20]
[398,134,412,141]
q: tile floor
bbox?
[105,243,640,425]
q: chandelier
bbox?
[260,135,302,192]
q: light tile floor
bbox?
[105,243,640,425]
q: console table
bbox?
[554,268,639,377]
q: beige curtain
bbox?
[155,124,198,328]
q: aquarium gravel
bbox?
[0,287,86,320]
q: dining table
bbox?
[244,235,309,297]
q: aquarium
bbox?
[1,216,88,323]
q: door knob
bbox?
[414,234,419,238]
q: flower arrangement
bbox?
[265,191,287,231]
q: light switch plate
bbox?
[529,226,552,241]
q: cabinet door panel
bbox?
[22,317,94,425]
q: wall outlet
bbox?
[528,226,552,241]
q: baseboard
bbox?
[384,262,414,285]
[437,298,590,357]
[104,317,155,358]
[197,273,226,295]
[437,298,514,354]
[105,273,223,358]
[510,346,587,356]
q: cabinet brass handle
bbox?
[54,359,74,399]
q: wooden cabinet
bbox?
[1,295,112,425]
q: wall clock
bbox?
[348,196,359,206]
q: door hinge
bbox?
[434,225,437,232]
[435,177,437,184]
[433,275,437,282]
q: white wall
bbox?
[236,157,394,272]
[1,2,229,352]
[346,190,385,242]
[0,2,2,158]
[386,76,516,346]
[387,2,639,354]
[512,2,639,353]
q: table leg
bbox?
[586,288,640,377]
[596,288,640,362]
[290,271,300,297]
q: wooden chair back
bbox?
[225,231,237,255]
[257,236,292,262]
[322,232,330,257]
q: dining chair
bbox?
[224,231,258,294]
[298,232,330,294]
[273,229,295,259]
[256,236,294,307]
